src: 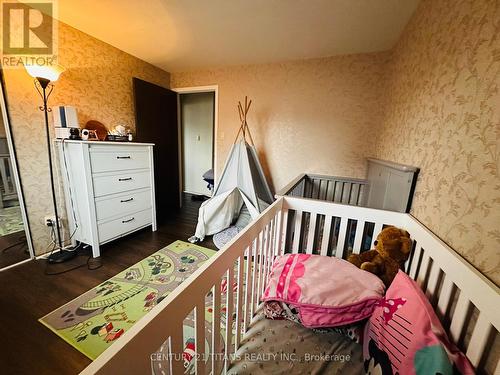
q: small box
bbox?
[55,127,73,139]
[52,106,79,128]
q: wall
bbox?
[180,92,214,195]
[171,53,389,191]
[171,0,499,286]
[375,0,500,285]
[2,21,170,255]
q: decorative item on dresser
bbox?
[56,140,157,258]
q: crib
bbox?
[277,173,370,206]
[81,193,499,374]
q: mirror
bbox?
[0,69,34,269]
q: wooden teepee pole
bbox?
[234,96,255,145]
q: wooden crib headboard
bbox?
[81,196,499,375]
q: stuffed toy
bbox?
[347,226,412,287]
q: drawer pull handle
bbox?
[118,177,132,181]
[120,198,134,203]
[117,156,131,159]
[122,217,135,223]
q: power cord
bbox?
[42,140,104,275]
[44,242,103,275]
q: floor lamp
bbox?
[25,64,77,263]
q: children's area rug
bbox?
[39,240,216,360]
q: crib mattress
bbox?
[228,311,364,374]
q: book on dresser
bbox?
[56,140,157,257]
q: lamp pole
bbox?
[36,77,63,249]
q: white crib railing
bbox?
[277,173,369,206]
[81,196,499,375]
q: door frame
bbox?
[172,85,218,205]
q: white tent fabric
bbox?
[191,139,273,241]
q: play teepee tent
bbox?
[189,97,274,243]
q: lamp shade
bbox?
[24,64,65,82]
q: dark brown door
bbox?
[133,78,179,219]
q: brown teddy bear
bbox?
[347,226,412,287]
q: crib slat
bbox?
[340,182,346,203]
[235,256,244,349]
[403,245,412,273]
[317,179,322,199]
[194,298,206,375]
[466,314,491,367]
[212,280,222,375]
[436,275,454,320]
[335,217,348,259]
[324,180,330,201]
[347,183,353,204]
[250,239,258,316]
[265,218,273,275]
[356,183,363,205]
[260,225,269,297]
[306,213,317,254]
[320,215,332,256]
[425,263,441,299]
[416,252,430,287]
[243,247,252,332]
[352,220,365,254]
[170,323,184,375]
[264,219,274,289]
[224,267,235,373]
[371,222,383,247]
[349,184,358,205]
[268,217,276,274]
[292,210,303,253]
[255,231,264,305]
[260,227,269,296]
[449,292,471,344]
[326,180,334,202]
[409,245,422,279]
[277,209,287,256]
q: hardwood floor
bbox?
[0,231,30,268]
[0,194,214,375]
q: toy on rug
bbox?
[347,226,412,287]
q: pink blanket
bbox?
[262,254,385,328]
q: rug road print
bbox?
[40,241,216,360]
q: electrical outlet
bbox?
[44,215,62,227]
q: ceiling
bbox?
[55,0,420,72]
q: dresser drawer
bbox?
[93,170,151,197]
[90,149,150,173]
[98,209,152,243]
[95,189,152,222]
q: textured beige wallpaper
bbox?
[2,0,497,289]
[2,21,170,255]
[172,53,389,191]
[375,0,500,285]
[171,0,499,286]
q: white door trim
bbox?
[172,85,218,202]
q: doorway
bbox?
[179,91,216,197]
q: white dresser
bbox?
[56,140,156,257]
